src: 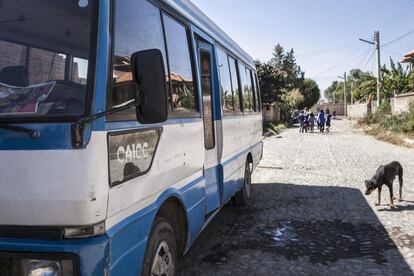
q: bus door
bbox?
[197,39,222,215]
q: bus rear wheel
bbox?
[234,159,252,206]
[142,217,177,276]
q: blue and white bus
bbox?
[0,0,262,275]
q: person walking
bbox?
[309,112,315,133]
[317,109,325,133]
[325,109,332,133]
[303,111,309,133]
[332,108,336,119]
[298,110,305,133]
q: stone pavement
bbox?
[179,119,414,275]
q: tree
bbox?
[256,43,320,121]
[300,79,320,109]
[283,89,305,110]
[382,58,413,97]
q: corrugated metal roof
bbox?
[164,0,256,68]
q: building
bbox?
[402,49,414,70]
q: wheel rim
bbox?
[245,163,252,198]
[151,240,174,276]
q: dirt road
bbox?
[180,119,414,275]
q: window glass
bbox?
[217,47,233,112]
[250,70,258,112]
[200,51,215,149]
[254,73,261,111]
[239,64,253,112]
[110,0,168,120]
[163,14,197,115]
[228,57,241,112]
[0,0,93,119]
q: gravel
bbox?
[180,119,414,275]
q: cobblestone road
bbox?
[180,119,414,275]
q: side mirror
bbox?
[131,49,168,124]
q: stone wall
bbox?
[347,103,368,118]
[262,104,281,124]
[393,92,414,114]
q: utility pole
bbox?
[338,73,347,116]
[375,31,381,107]
[360,31,381,107]
[351,82,354,104]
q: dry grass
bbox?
[361,125,414,148]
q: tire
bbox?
[142,218,178,276]
[234,160,252,206]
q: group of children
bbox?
[298,108,332,133]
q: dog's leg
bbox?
[399,171,403,201]
[389,185,395,208]
[375,186,382,206]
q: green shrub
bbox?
[380,113,410,133]
[407,102,414,131]
[377,100,392,115]
[359,111,374,125]
[373,100,392,124]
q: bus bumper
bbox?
[0,235,110,276]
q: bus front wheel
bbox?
[142,217,177,276]
[234,159,252,206]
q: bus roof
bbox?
[164,0,256,69]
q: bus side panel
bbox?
[105,120,206,274]
[107,177,206,275]
[221,114,262,203]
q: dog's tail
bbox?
[398,163,403,184]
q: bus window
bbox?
[0,0,93,119]
[254,73,261,111]
[217,47,233,113]
[109,0,168,121]
[228,57,241,112]
[250,69,258,112]
[163,14,198,117]
[239,64,253,112]
[200,50,215,149]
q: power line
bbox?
[380,0,414,31]
[311,45,364,78]
[296,42,357,58]
[382,28,414,47]
[362,49,376,70]
[357,46,375,69]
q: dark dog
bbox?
[365,161,403,208]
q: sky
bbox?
[191,0,414,94]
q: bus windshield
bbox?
[0,0,93,120]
